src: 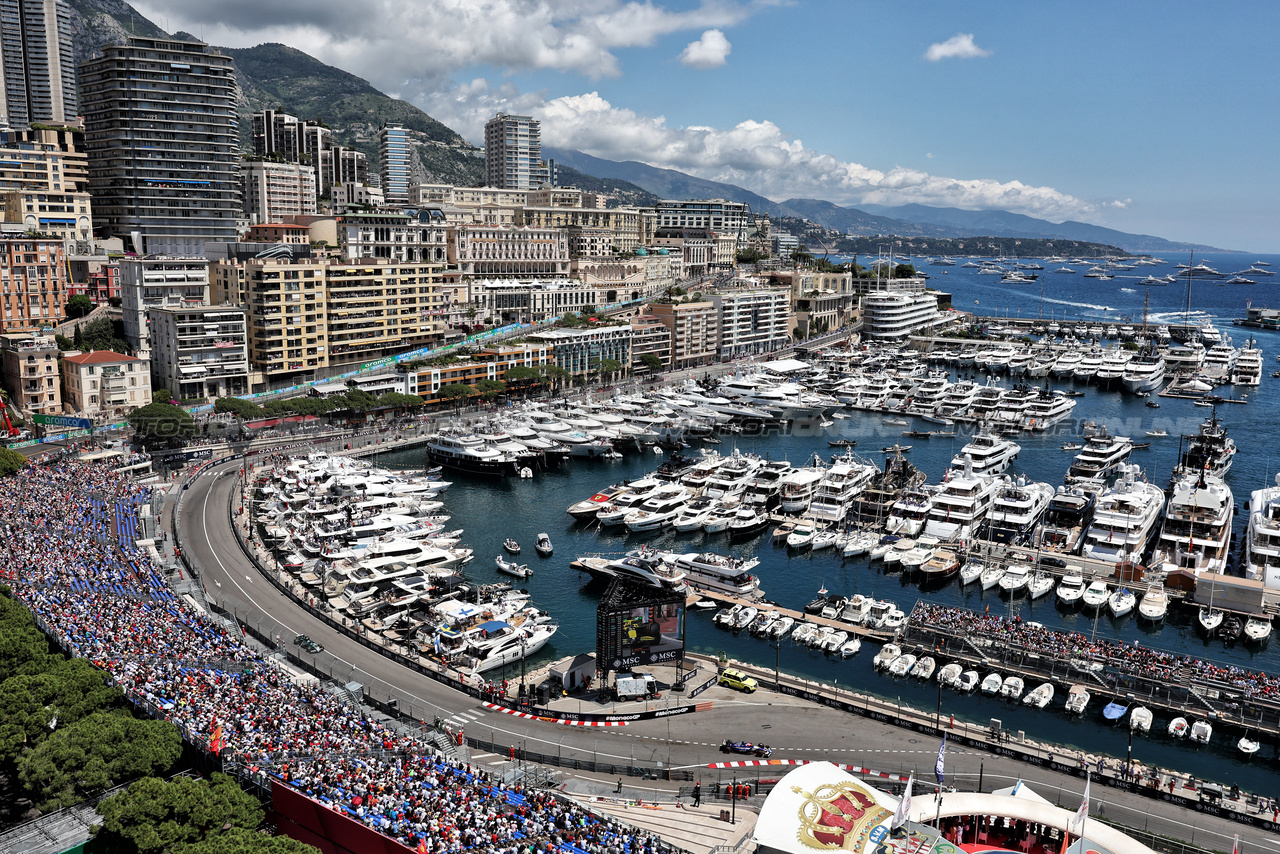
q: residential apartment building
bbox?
[339,211,449,263]
[0,227,67,332]
[0,330,59,414]
[325,260,446,367]
[655,199,749,247]
[61,349,150,418]
[628,314,671,372]
[67,254,119,304]
[241,160,317,224]
[318,145,368,196]
[469,278,600,325]
[514,205,647,252]
[0,126,92,246]
[332,182,383,210]
[531,324,632,377]
[119,256,211,354]
[483,113,550,190]
[379,124,411,205]
[81,37,240,255]
[860,282,940,341]
[211,251,449,388]
[646,300,717,369]
[0,0,76,128]
[711,289,791,359]
[252,110,367,196]
[450,224,569,279]
[149,304,249,399]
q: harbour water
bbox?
[375,252,1280,793]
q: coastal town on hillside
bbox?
[0,6,1277,854]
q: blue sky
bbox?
[138,0,1279,251]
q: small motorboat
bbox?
[827,439,857,448]
[873,643,902,670]
[1189,719,1213,744]
[883,418,908,426]
[957,670,980,693]
[1065,684,1091,714]
[1238,735,1261,756]
[980,672,1004,695]
[1000,676,1024,700]
[838,637,862,658]
[1082,580,1110,611]
[1137,582,1167,621]
[495,554,532,578]
[1023,682,1055,708]
[1102,700,1128,723]
[1144,428,1168,437]
[881,444,912,453]
[535,533,554,557]
[1129,706,1152,734]
[769,616,795,639]
[910,656,936,679]
[1245,616,1273,643]
[713,605,742,628]
[1061,442,1083,451]
[1218,615,1244,641]
[1167,716,1189,738]
[1145,400,1161,408]
[937,662,963,688]
[888,653,917,677]
[503,538,521,555]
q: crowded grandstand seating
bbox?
[5,461,663,854]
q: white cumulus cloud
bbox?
[924,33,992,61]
[421,84,1109,221]
[680,29,732,68]
[132,0,761,84]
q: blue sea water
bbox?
[376,252,1280,791]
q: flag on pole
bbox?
[935,735,947,785]
[892,773,913,830]
[1072,773,1090,831]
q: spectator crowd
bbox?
[7,460,665,854]
[911,602,1280,700]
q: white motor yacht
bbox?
[1067,431,1134,481]
[1148,472,1234,576]
[922,459,999,541]
[808,462,879,523]
[949,431,1020,476]
[1081,465,1165,566]
[984,476,1054,545]
[663,551,762,597]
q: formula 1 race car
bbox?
[720,740,772,757]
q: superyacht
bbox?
[1148,472,1234,577]
[1081,464,1166,565]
